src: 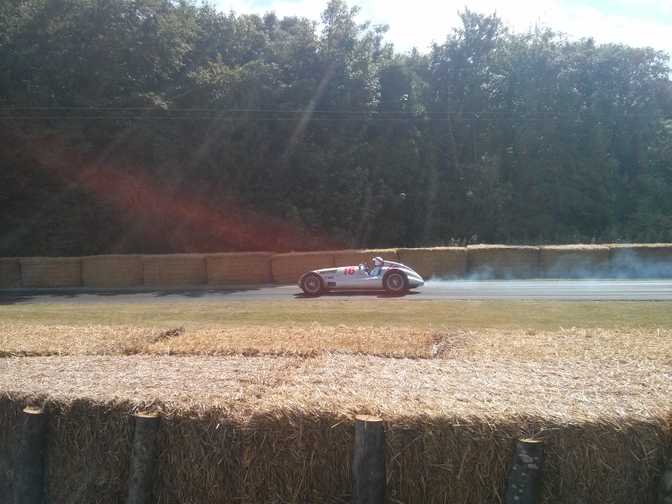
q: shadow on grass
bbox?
[0,286,265,305]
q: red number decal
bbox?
[344,267,355,275]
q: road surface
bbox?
[1,280,672,304]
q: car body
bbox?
[298,259,424,296]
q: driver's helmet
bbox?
[372,256,384,268]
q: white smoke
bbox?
[424,250,672,281]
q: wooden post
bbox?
[127,412,160,504]
[658,454,672,504]
[504,438,544,504]
[14,406,48,504]
[352,415,385,504]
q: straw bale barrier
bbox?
[467,245,540,279]
[206,252,273,285]
[332,248,399,267]
[0,397,22,499]
[5,243,672,290]
[19,257,82,288]
[540,245,610,278]
[2,350,671,504]
[397,247,467,279]
[82,255,143,288]
[0,393,669,504]
[142,254,207,287]
[0,258,21,288]
[610,244,672,278]
[271,252,335,284]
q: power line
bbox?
[0,106,665,119]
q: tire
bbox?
[300,273,324,296]
[383,270,407,294]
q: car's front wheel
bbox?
[383,271,407,294]
[300,273,324,296]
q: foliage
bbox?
[1,0,671,255]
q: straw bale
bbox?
[0,396,22,500]
[19,257,82,288]
[386,417,667,504]
[206,252,273,285]
[332,248,399,267]
[271,252,335,284]
[0,258,21,288]
[540,245,610,278]
[142,254,207,287]
[467,245,541,279]
[610,244,672,278]
[397,247,467,279]
[44,400,132,504]
[1,353,670,504]
[155,411,352,503]
[82,254,143,288]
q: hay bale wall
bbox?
[271,252,335,284]
[45,401,132,504]
[610,244,672,278]
[397,248,467,279]
[332,249,399,267]
[4,244,672,290]
[142,254,207,287]
[82,255,144,288]
[155,412,353,503]
[0,259,21,288]
[206,253,273,285]
[540,245,611,278]
[0,398,669,504]
[19,257,82,288]
[0,397,23,500]
[467,245,540,279]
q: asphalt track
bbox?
[1,279,672,304]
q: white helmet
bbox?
[373,256,384,267]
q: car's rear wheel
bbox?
[300,273,324,296]
[383,271,407,294]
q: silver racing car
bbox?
[298,256,424,296]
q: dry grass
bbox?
[3,353,670,423]
[3,322,672,363]
[0,323,440,358]
[0,324,165,357]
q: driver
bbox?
[370,256,384,276]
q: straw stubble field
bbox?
[1,299,672,503]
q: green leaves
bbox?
[1,1,671,255]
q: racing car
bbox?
[298,256,424,296]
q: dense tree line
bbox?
[1,0,671,255]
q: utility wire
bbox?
[0,106,665,118]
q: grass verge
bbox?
[2,323,671,360]
[2,299,672,328]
